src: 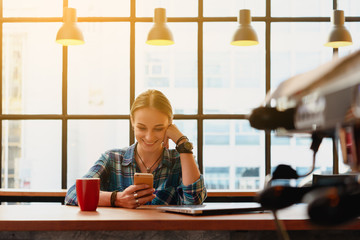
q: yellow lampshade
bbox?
[324,10,352,48]
[146,8,174,46]
[231,9,259,46]
[56,7,84,46]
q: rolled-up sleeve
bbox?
[65,153,110,206]
[179,175,207,205]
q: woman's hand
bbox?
[115,184,155,209]
[163,124,184,149]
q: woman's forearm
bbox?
[179,153,201,186]
[165,124,201,186]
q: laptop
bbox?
[154,202,264,216]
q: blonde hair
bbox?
[130,89,173,121]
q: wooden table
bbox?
[0,204,359,232]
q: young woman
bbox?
[65,89,207,208]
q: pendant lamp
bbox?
[146,8,174,46]
[231,9,259,46]
[324,10,352,48]
[56,7,84,46]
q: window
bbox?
[235,122,260,146]
[203,22,265,114]
[235,167,260,190]
[203,120,265,190]
[205,167,230,190]
[204,120,230,145]
[1,0,359,192]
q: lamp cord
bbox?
[297,152,317,178]
[298,132,323,178]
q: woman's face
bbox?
[131,107,169,152]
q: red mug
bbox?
[76,178,100,211]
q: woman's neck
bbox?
[135,144,163,173]
[136,144,163,163]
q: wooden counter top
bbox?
[0,204,359,231]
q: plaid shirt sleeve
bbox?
[179,174,207,205]
[64,153,110,206]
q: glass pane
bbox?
[203,120,265,191]
[338,0,360,16]
[136,0,197,17]
[135,23,197,114]
[272,0,332,17]
[204,0,265,17]
[203,22,265,114]
[1,120,62,189]
[3,0,62,17]
[3,23,62,114]
[67,120,129,186]
[271,22,333,90]
[69,0,130,17]
[271,135,333,186]
[68,23,130,115]
[338,22,360,58]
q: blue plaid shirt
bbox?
[65,143,207,206]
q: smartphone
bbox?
[134,173,154,189]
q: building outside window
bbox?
[1,0,359,193]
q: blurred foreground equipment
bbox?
[250,49,360,227]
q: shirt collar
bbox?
[121,143,136,166]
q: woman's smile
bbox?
[141,138,159,146]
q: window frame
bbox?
[0,0,359,194]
